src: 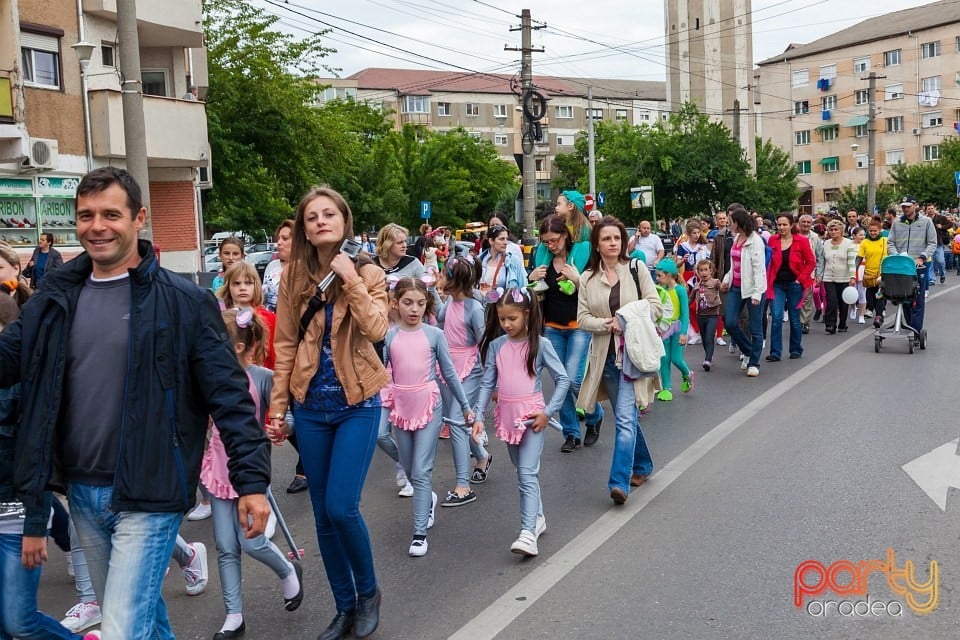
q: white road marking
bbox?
[449,284,956,640]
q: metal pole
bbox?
[76,0,93,171]
[116,0,152,238]
[587,85,596,196]
[519,9,535,244]
[866,72,878,215]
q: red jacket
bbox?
[766,233,815,299]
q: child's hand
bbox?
[525,412,549,432]
[266,418,290,445]
[471,420,486,444]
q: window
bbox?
[821,95,837,111]
[535,158,546,172]
[820,156,839,172]
[853,57,870,73]
[922,76,942,92]
[854,153,868,169]
[615,109,628,121]
[796,160,811,174]
[141,70,167,97]
[884,83,903,100]
[101,42,114,67]
[402,95,429,113]
[883,49,901,66]
[921,41,941,58]
[467,131,482,139]
[855,89,869,105]
[589,108,603,120]
[321,86,356,102]
[924,144,941,161]
[886,149,905,165]
[494,134,508,145]
[820,125,839,142]
[21,32,61,89]
[854,124,867,138]
[465,103,479,117]
[823,188,841,202]
[493,104,507,118]
[795,130,811,145]
[956,36,960,52]
[556,134,572,146]
[819,64,837,80]
[636,109,651,121]
[794,100,809,115]
[556,105,573,119]
[792,69,809,88]
[437,102,450,116]
[922,111,942,128]
[886,116,904,132]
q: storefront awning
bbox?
[845,115,869,127]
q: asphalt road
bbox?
[37,279,960,639]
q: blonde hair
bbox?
[826,219,844,231]
[376,223,408,262]
[218,261,263,308]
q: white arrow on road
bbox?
[902,438,960,511]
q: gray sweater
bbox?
[888,214,937,263]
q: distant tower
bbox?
[665,0,755,167]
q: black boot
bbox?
[317,611,354,640]
[354,589,381,638]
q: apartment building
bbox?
[755,0,960,214]
[0,0,209,271]
[320,68,666,202]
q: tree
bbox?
[888,136,960,206]
[753,137,800,213]
[834,183,901,215]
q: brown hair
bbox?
[0,242,31,307]
[585,216,629,278]
[391,277,436,319]
[221,308,268,366]
[218,261,263,308]
[539,214,573,256]
[218,237,246,258]
[479,287,542,377]
[275,219,294,239]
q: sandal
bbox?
[470,455,493,484]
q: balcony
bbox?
[399,112,431,127]
[83,0,203,47]
[88,89,208,167]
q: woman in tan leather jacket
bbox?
[267,186,388,640]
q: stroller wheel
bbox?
[908,339,915,354]
[919,329,927,350]
[874,336,882,353]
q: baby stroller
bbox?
[874,254,926,354]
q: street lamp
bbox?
[71,40,95,171]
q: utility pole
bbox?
[587,86,596,197]
[864,71,884,215]
[506,10,544,245]
[730,99,741,148]
[117,0,152,238]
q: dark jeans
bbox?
[697,314,719,361]
[287,432,306,477]
[902,265,929,334]
[770,281,803,358]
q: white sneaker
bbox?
[747,366,760,377]
[716,336,727,346]
[858,317,865,324]
[61,601,102,632]
[849,308,857,320]
[864,310,874,318]
[66,550,74,577]
[265,509,277,540]
[740,355,749,371]
[728,342,738,355]
[395,466,409,489]
[398,481,414,497]
[408,538,428,557]
[183,542,208,596]
[687,333,702,344]
[427,491,437,529]
[510,530,538,556]
[535,514,546,539]
[186,502,212,521]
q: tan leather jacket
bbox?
[269,261,389,415]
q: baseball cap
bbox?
[900,195,917,206]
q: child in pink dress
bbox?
[473,288,569,557]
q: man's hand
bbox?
[22,535,47,569]
[237,494,271,539]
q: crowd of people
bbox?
[0,167,952,640]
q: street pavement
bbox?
[38,280,960,639]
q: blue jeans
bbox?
[68,483,183,640]
[0,534,80,640]
[293,405,379,614]
[724,286,763,367]
[544,326,603,438]
[770,281,803,358]
[599,352,653,493]
[932,246,945,281]
[506,427,544,533]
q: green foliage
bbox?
[888,136,960,207]
[834,183,901,215]
[753,137,800,213]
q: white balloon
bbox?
[841,286,859,305]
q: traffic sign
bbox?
[954,171,960,185]
[597,191,605,208]
[584,194,595,211]
[420,200,431,219]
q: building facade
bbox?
[319,68,667,203]
[755,1,960,214]
[0,0,209,271]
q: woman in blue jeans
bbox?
[268,186,389,640]
[528,214,602,453]
[720,208,767,378]
[576,217,663,505]
[765,213,815,362]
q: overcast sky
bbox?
[252,0,936,81]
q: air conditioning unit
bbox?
[912,128,921,135]
[21,138,58,170]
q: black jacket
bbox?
[28,245,64,289]
[0,240,271,515]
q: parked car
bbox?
[245,243,277,279]
[625,227,675,257]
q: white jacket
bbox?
[722,232,767,301]
[616,299,664,373]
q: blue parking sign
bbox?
[597,191,605,208]
[420,201,431,219]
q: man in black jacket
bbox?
[0,167,271,640]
